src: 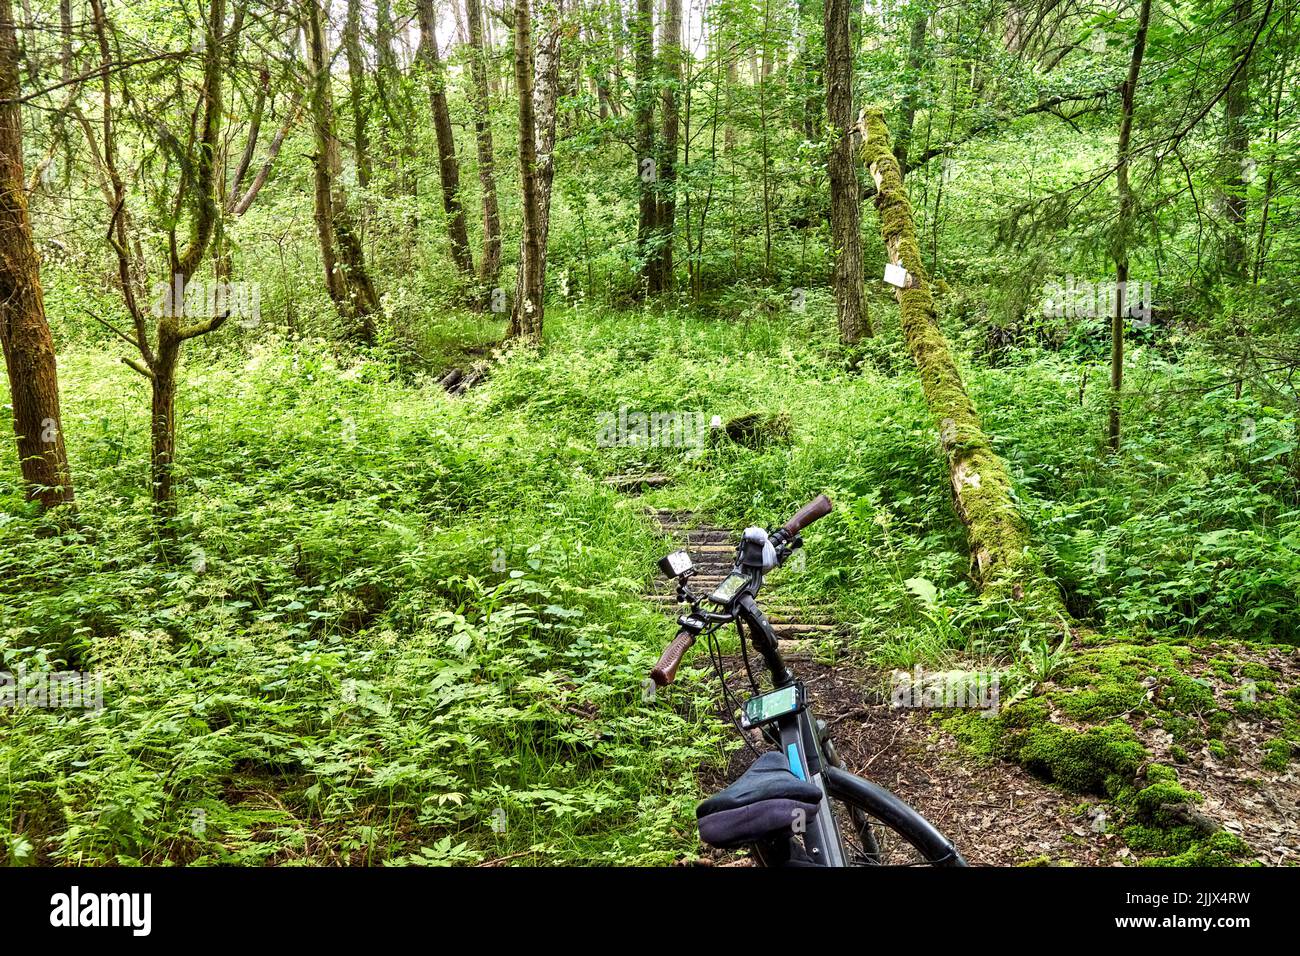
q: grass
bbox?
[3,297,1300,864]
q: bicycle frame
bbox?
[734,596,849,866]
[655,501,964,866]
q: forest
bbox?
[0,0,1298,870]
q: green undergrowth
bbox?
[6,301,1300,865]
[1,339,731,865]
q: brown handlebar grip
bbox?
[650,630,697,686]
[781,494,833,536]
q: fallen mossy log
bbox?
[858,107,1062,614]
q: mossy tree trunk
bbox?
[646,0,680,294]
[0,0,73,509]
[858,108,1059,610]
[508,0,543,342]
[343,0,371,190]
[465,0,502,284]
[89,0,235,520]
[303,0,380,345]
[510,0,564,342]
[632,0,656,294]
[1109,0,1151,453]
[1220,0,1253,279]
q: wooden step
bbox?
[770,623,839,635]
[775,639,818,656]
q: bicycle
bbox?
[649,494,967,867]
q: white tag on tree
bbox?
[884,263,910,288]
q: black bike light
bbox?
[658,550,694,578]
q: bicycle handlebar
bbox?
[650,629,697,686]
[780,494,833,536]
[649,493,831,687]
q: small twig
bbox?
[475,849,533,867]
[862,723,905,771]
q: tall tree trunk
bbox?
[485,0,500,100]
[632,0,656,292]
[859,109,1058,609]
[604,0,624,117]
[0,0,73,509]
[466,0,502,284]
[374,0,419,197]
[724,43,738,153]
[375,0,397,112]
[90,0,231,517]
[303,0,380,344]
[451,0,468,45]
[344,0,372,189]
[824,0,869,344]
[647,0,681,293]
[795,0,821,139]
[894,13,927,178]
[417,0,475,278]
[508,0,543,341]
[588,7,618,119]
[1253,40,1289,284]
[511,0,564,330]
[1109,0,1151,453]
[1220,0,1252,278]
[157,0,227,513]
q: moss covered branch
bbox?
[858,107,1061,613]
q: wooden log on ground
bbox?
[440,360,492,395]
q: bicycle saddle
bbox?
[696,752,823,848]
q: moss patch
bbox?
[946,691,1251,865]
[1137,832,1251,867]
[1262,738,1294,771]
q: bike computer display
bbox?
[739,684,802,728]
[709,571,750,605]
